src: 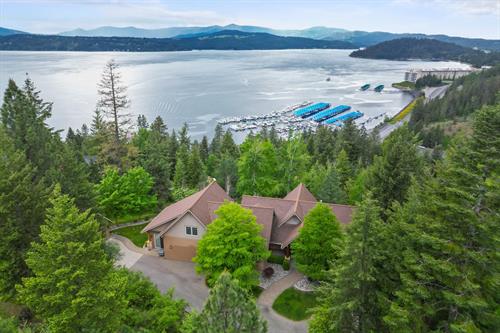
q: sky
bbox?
[1,0,499,39]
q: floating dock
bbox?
[324,111,364,125]
[311,105,351,122]
[294,102,330,118]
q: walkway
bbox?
[109,235,309,332]
[258,271,308,333]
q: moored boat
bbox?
[360,84,370,91]
[374,84,384,92]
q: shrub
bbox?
[267,254,284,265]
[283,258,290,271]
[263,267,274,278]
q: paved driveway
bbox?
[109,236,307,332]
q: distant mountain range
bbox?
[350,38,500,68]
[0,27,28,36]
[0,30,355,52]
[2,24,498,51]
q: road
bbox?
[378,84,449,140]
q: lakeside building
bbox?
[142,182,353,261]
[404,68,479,82]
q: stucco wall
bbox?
[166,212,205,239]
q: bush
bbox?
[267,254,284,265]
[283,258,290,271]
[263,267,274,278]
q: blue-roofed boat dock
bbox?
[294,102,330,118]
[311,105,351,122]
[324,111,364,125]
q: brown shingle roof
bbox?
[142,182,230,233]
[283,183,317,202]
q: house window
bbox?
[186,226,192,235]
[154,233,162,249]
[192,227,198,236]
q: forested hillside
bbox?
[0,30,355,51]
[350,38,500,67]
[0,60,498,332]
[410,65,500,147]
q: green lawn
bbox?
[272,287,317,321]
[113,224,148,247]
[114,210,156,225]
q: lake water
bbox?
[0,50,468,140]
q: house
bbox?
[142,182,354,261]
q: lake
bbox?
[0,50,468,140]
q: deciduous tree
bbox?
[292,203,344,281]
[194,202,269,289]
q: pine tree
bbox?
[316,164,347,204]
[220,130,239,157]
[183,271,267,333]
[17,187,126,332]
[366,124,423,215]
[0,128,49,300]
[210,123,224,155]
[97,59,131,143]
[292,203,344,281]
[309,194,387,332]
[186,145,205,188]
[334,149,353,190]
[173,144,190,190]
[385,105,500,332]
[215,154,238,196]
[200,135,209,162]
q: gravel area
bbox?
[259,263,290,289]
[294,277,319,292]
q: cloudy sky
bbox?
[1,0,499,39]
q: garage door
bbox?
[163,235,198,261]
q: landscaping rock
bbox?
[259,263,290,289]
[293,277,319,292]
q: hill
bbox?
[350,38,500,67]
[57,24,500,51]
[0,27,28,36]
[0,30,355,52]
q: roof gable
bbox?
[142,182,230,233]
[283,183,317,202]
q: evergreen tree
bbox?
[309,194,387,332]
[215,154,238,196]
[210,123,223,155]
[0,128,49,299]
[292,203,344,281]
[137,114,148,129]
[118,269,186,333]
[220,130,239,157]
[186,145,205,188]
[200,135,209,162]
[316,164,347,204]
[385,105,500,332]
[168,130,178,177]
[97,59,131,143]
[237,137,279,197]
[334,149,353,190]
[366,124,423,214]
[173,143,190,190]
[17,187,126,332]
[182,271,267,333]
[194,202,269,289]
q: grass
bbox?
[392,81,416,90]
[389,97,421,124]
[272,287,318,321]
[114,210,156,225]
[113,224,148,247]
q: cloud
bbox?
[98,1,226,27]
[394,0,500,16]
